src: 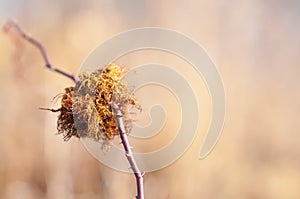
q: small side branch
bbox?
[112,102,145,199]
[3,19,78,83]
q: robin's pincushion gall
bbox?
[49,64,141,148]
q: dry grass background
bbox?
[0,0,300,198]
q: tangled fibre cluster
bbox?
[48,64,140,147]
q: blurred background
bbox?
[0,0,300,198]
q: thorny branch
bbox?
[3,20,145,199]
[112,102,145,199]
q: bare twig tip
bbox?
[4,19,77,83]
[39,107,61,112]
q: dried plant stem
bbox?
[4,20,145,199]
[3,19,79,82]
[112,102,145,199]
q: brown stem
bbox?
[3,19,79,83]
[112,102,145,199]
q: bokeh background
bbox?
[0,0,300,198]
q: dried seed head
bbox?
[52,64,141,148]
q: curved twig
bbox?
[3,19,79,83]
